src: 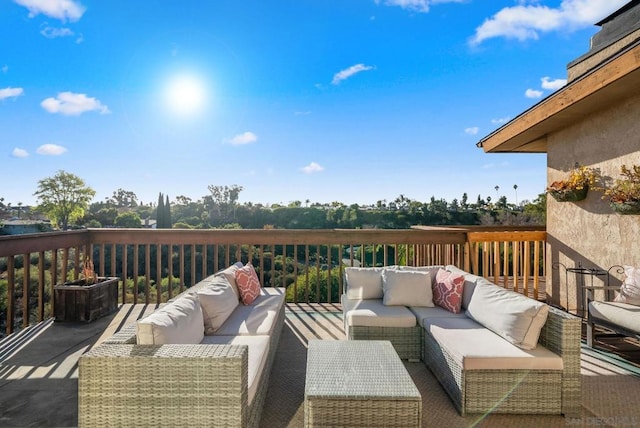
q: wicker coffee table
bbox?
[304,340,422,427]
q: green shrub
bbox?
[286,267,340,304]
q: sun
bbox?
[164,74,206,116]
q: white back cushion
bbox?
[382,269,434,307]
[214,261,244,299]
[137,294,204,345]
[197,276,240,334]
[466,283,548,350]
[345,267,384,299]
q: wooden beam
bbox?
[479,43,640,153]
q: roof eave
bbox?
[477,42,640,154]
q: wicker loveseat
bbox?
[78,263,285,428]
[342,265,581,417]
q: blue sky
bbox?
[1,0,629,207]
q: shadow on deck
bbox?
[1,304,639,427]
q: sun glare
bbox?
[164,74,206,116]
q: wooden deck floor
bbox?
[0,304,639,427]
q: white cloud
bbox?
[491,117,510,125]
[301,162,324,174]
[525,88,543,98]
[36,143,67,155]
[14,0,86,22]
[465,126,479,135]
[40,26,74,39]
[40,92,110,115]
[1,65,8,73]
[12,148,29,158]
[541,76,567,90]
[471,0,628,45]
[375,0,464,13]
[0,87,24,100]
[227,131,258,146]
[332,64,374,85]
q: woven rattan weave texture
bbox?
[304,340,421,427]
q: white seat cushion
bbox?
[465,282,549,350]
[342,296,416,328]
[215,304,279,336]
[425,317,563,371]
[409,305,466,328]
[201,335,270,405]
[382,269,434,307]
[248,288,286,309]
[589,301,640,334]
[136,294,204,345]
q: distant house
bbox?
[0,219,53,235]
[477,0,640,311]
[143,218,157,229]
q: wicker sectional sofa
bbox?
[78,263,285,428]
[342,264,581,417]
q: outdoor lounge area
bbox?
[1,301,639,427]
[1,227,640,427]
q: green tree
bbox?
[157,192,165,228]
[114,211,142,228]
[165,194,172,228]
[33,170,95,230]
[522,193,546,224]
[206,184,243,223]
[108,188,139,207]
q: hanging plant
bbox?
[546,165,599,202]
[600,165,640,214]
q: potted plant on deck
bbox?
[546,165,599,202]
[600,164,640,214]
[54,258,119,322]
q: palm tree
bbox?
[513,184,519,206]
[494,185,500,200]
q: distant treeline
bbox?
[79,190,546,230]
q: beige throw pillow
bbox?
[382,269,434,307]
[345,267,384,300]
[136,294,204,345]
[214,261,244,299]
[197,276,240,334]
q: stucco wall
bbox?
[546,92,640,314]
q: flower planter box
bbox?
[610,201,640,214]
[54,277,119,322]
[549,187,588,202]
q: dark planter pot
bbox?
[610,201,640,215]
[549,186,588,202]
[54,277,119,322]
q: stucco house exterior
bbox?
[477,0,640,313]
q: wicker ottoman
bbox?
[304,340,422,427]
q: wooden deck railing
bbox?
[0,226,546,336]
